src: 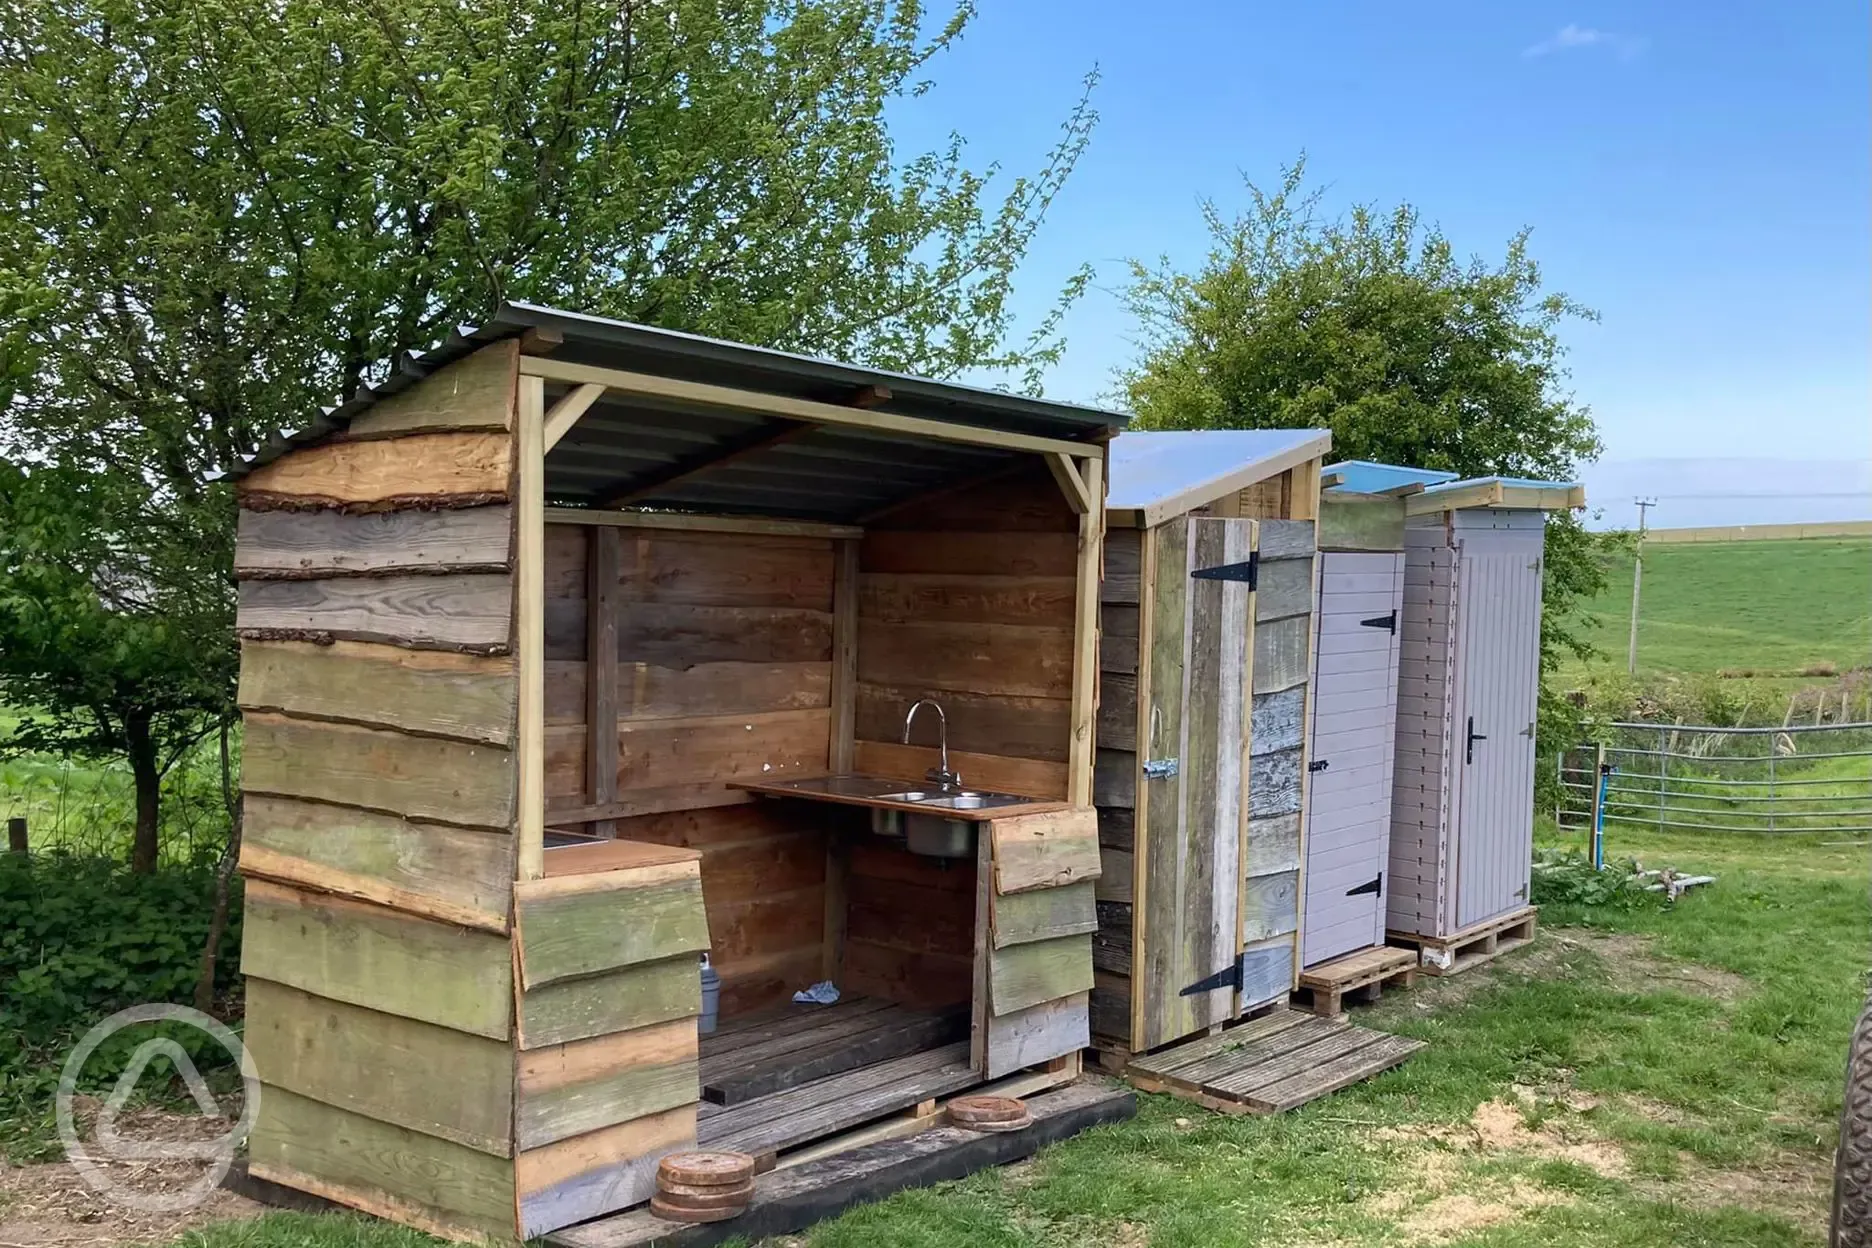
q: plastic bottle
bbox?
[698,953,720,1035]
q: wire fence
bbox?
[1558,720,1872,839]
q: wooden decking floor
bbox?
[697,1041,978,1161]
[700,997,967,1105]
[1125,1008,1424,1114]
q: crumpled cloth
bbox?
[792,980,841,1005]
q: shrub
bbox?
[0,849,242,1158]
[1530,847,1671,912]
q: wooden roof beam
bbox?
[519,355,1099,459]
[599,419,813,507]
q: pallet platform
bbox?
[1389,906,1538,977]
[1294,946,1418,1017]
[1123,1008,1424,1114]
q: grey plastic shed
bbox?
[1323,465,1585,956]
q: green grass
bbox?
[1570,537,1872,679]
[146,826,1864,1248]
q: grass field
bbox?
[50,826,1843,1248]
[1571,537,1872,679]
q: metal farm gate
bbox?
[1559,721,1872,839]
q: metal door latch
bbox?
[1466,716,1487,764]
[1142,757,1180,780]
[1308,759,1330,773]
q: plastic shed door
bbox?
[1301,551,1405,966]
[1449,533,1544,929]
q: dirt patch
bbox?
[0,1102,263,1248]
[1394,1180,1563,1245]
[1546,931,1749,1001]
[1374,1098,1629,1179]
[1669,1150,1831,1237]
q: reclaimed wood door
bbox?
[1301,551,1405,966]
[1133,516,1256,1051]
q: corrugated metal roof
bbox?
[1107,429,1332,511]
[224,304,1127,505]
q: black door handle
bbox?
[1466,716,1488,764]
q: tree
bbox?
[1119,161,1616,784]
[0,0,1098,860]
[0,463,233,872]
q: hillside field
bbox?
[1571,536,1872,678]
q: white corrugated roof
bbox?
[1107,429,1333,514]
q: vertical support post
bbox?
[828,539,861,773]
[586,525,621,839]
[1067,453,1106,807]
[515,374,547,881]
[824,537,860,983]
[7,816,24,855]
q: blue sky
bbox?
[890,2,1870,526]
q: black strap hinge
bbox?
[1360,610,1398,634]
[1179,962,1240,996]
[1192,549,1258,589]
[1346,872,1382,898]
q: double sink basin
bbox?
[735,774,1037,859]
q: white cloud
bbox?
[1523,24,1646,60]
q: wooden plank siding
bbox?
[854,464,1079,801]
[1090,528,1143,1048]
[1241,520,1318,1006]
[981,806,1099,1075]
[235,346,532,1241]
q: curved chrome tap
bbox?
[901,698,961,791]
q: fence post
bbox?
[6,817,25,855]
[1655,725,1667,835]
[1766,749,1776,835]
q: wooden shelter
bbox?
[1089,429,1332,1064]
[1338,464,1587,962]
[226,305,1129,1241]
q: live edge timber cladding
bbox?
[234,342,710,1242]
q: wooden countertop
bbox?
[541,836,702,877]
[732,775,1075,822]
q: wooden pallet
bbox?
[1389,906,1538,977]
[1294,946,1418,1017]
[1123,1009,1424,1114]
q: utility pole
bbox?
[1627,497,1656,675]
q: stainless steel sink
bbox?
[877,789,1030,810]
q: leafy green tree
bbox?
[0,464,233,872]
[0,0,1097,859]
[1120,161,1617,788]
